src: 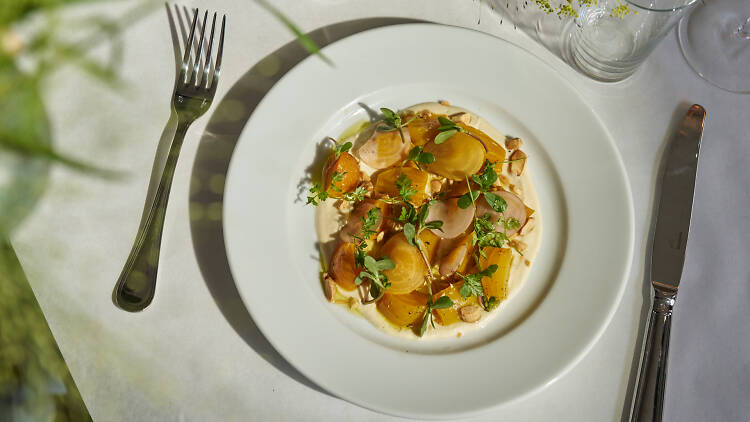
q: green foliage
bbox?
[395,173,418,203]
[404,146,434,170]
[457,265,498,299]
[419,295,454,337]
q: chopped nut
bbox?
[323,272,336,302]
[505,137,523,150]
[438,100,451,106]
[509,150,527,176]
[449,112,476,125]
[361,172,371,182]
[430,179,444,194]
[376,231,385,242]
[520,217,535,235]
[416,109,431,119]
[497,174,511,188]
[509,239,528,253]
[458,305,482,323]
[336,200,352,213]
[457,332,463,338]
[524,259,531,267]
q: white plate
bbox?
[224,24,633,419]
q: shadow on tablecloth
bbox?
[187,17,423,398]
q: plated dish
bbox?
[223,24,633,418]
[308,102,541,339]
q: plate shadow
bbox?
[188,17,423,396]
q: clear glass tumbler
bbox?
[563,0,699,81]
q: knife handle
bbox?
[631,288,676,422]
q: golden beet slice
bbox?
[329,243,362,291]
[479,247,513,301]
[357,128,412,169]
[377,291,429,327]
[407,112,440,146]
[432,284,479,326]
[374,166,429,206]
[379,233,426,294]
[322,152,361,197]
[418,229,440,264]
[459,123,506,165]
[424,132,485,181]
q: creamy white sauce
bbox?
[316,102,542,340]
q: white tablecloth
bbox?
[12,0,750,420]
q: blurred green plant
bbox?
[0,2,325,421]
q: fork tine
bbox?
[180,8,198,84]
[191,10,209,86]
[211,15,226,89]
[201,13,217,89]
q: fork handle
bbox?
[630,288,676,422]
[113,120,190,312]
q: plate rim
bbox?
[222,22,635,419]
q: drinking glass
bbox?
[563,0,699,81]
[678,0,750,93]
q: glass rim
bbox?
[625,0,700,13]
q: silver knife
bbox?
[630,104,706,422]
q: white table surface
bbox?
[11,0,750,421]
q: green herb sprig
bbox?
[404,146,435,170]
[403,200,443,248]
[456,265,498,299]
[394,173,418,203]
[457,161,507,214]
[377,107,415,145]
[355,255,395,303]
[333,141,352,159]
[434,116,470,144]
[306,141,365,206]
[419,295,454,337]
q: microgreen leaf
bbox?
[457,191,480,209]
[333,141,352,159]
[419,295,455,336]
[420,152,435,164]
[432,296,453,309]
[434,129,457,144]
[483,192,507,213]
[306,183,329,205]
[484,296,501,311]
[375,257,395,271]
[403,222,416,246]
[404,146,436,169]
[456,265,498,299]
[424,221,443,231]
[341,185,368,203]
[437,116,455,126]
[395,173,418,202]
[471,162,498,191]
[504,217,521,232]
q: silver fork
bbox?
[114,8,225,312]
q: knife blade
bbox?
[631,104,706,422]
[650,104,705,292]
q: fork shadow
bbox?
[188,17,423,396]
